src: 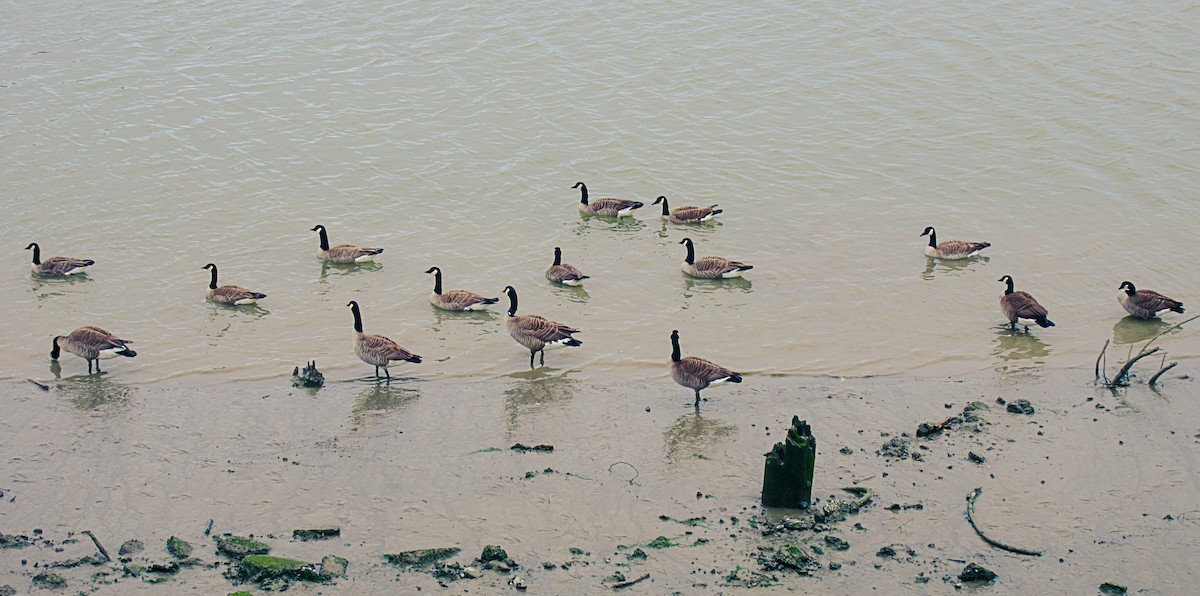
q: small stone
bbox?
[461,566,482,579]
[1099,582,1128,595]
[480,544,510,564]
[1006,399,1035,415]
[626,548,648,560]
[0,585,13,596]
[382,548,460,568]
[483,560,510,573]
[167,536,193,559]
[320,555,348,579]
[118,539,144,556]
[967,452,986,464]
[292,527,340,541]
[215,535,270,558]
[959,562,998,583]
[511,576,527,590]
[32,573,67,589]
[828,562,842,570]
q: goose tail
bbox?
[727,372,743,383]
[1171,304,1186,314]
[1036,317,1055,328]
[565,338,583,347]
[117,348,138,358]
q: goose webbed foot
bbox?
[539,350,545,366]
[528,352,536,369]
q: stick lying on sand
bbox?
[965,488,1043,557]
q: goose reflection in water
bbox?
[663,410,737,464]
[350,383,419,426]
[991,327,1051,372]
[920,255,989,281]
[682,275,753,295]
[51,370,134,411]
[1112,316,1177,346]
[502,370,576,435]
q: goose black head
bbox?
[920,226,935,237]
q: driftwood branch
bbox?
[965,488,1043,557]
[1094,339,1110,384]
[80,530,111,563]
[1149,362,1178,388]
[612,573,650,590]
[1112,347,1161,387]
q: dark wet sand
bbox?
[2,369,1198,593]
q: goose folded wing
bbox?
[361,334,418,361]
[1011,292,1049,318]
[517,315,579,342]
[681,356,738,383]
[694,256,742,276]
[213,285,264,302]
[328,244,382,261]
[442,290,491,309]
[42,256,92,274]
[1135,290,1182,311]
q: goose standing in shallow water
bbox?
[502,285,582,368]
[25,243,94,276]
[679,238,752,279]
[670,330,742,408]
[347,301,421,379]
[425,267,498,311]
[311,225,384,263]
[572,182,643,217]
[920,227,990,260]
[652,196,721,224]
[202,264,267,305]
[1118,281,1185,319]
[545,247,589,286]
[998,275,1054,331]
[51,326,137,374]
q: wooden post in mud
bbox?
[761,416,816,508]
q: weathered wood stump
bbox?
[761,416,816,508]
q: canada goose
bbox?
[546,247,589,286]
[502,285,582,368]
[1118,281,1185,319]
[25,243,94,276]
[347,300,421,379]
[679,238,753,279]
[425,267,498,311]
[311,225,384,263]
[572,182,643,217]
[920,227,990,260]
[51,326,137,374]
[670,330,742,408]
[652,196,721,224]
[202,263,267,305]
[998,275,1055,331]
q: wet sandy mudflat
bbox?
[2,368,1198,594]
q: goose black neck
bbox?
[553,247,562,266]
[50,336,61,359]
[658,196,669,216]
[682,239,695,264]
[506,288,518,316]
[1003,277,1014,295]
[28,243,41,265]
[927,230,937,248]
[431,269,442,294]
[208,265,218,289]
[577,183,588,205]
[670,332,681,362]
[350,302,363,332]
[316,227,330,251]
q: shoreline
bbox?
[2,369,1197,593]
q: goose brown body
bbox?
[679,238,752,279]
[1118,281,1184,319]
[652,196,722,224]
[670,330,742,407]
[920,227,990,260]
[502,286,582,368]
[202,264,266,305]
[546,247,589,286]
[426,267,498,311]
[998,275,1054,330]
[347,301,421,378]
[572,182,643,217]
[26,243,94,276]
[312,225,383,264]
[51,326,137,373]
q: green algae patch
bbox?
[216,535,271,558]
[292,527,340,541]
[647,536,676,549]
[237,555,322,583]
[383,547,460,568]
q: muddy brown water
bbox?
[3,0,1200,593]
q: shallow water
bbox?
[2,0,1198,386]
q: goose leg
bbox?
[529,351,536,369]
[88,360,94,374]
[374,365,380,378]
[384,366,391,380]
[694,390,702,408]
[539,350,545,366]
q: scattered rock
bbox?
[1099,582,1128,595]
[915,422,941,438]
[0,533,32,549]
[878,437,910,459]
[146,561,180,574]
[480,544,509,563]
[838,447,854,455]
[483,560,510,572]
[647,536,676,549]
[215,535,271,558]
[1006,399,1035,415]
[118,539,144,556]
[959,562,998,583]
[968,452,986,464]
[167,536,193,559]
[626,548,648,560]
[461,566,482,579]
[236,554,322,583]
[293,527,340,541]
[319,555,348,579]
[0,585,14,596]
[292,361,325,388]
[382,547,460,568]
[32,573,67,589]
[764,543,818,574]
[823,535,850,551]
[510,443,554,453]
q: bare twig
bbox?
[608,462,639,484]
[965,488,1042,557]
[27,379,50,391]
[1094,339,1110,384]
[1149,362,1178,388]
[80,530,111,563]
[612,573,650,590]
[1139,315,1200,354]
[1113,347,1161,387]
